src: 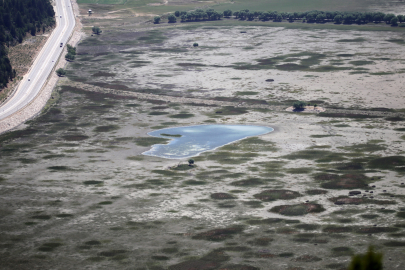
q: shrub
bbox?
[293,101,307,110]
[193,43,199,47]
[188,159,194,166]
[56,68,66,77]
[154,16,161,24]
[175,11,180,17]
[92,26,102,35]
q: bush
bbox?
[348,246,382,270]
[193,43,198,47]
[56,68,66,77]
[293,101,307,110]
[92,26,102,35]
[188,159,194,166]
[168,14,177,23]
[175,11,180,17]
[154,16,161,24]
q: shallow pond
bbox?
[143,124,274,159]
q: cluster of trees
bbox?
[0,0,55,45]
[163,8,404,26]
[65,44,76,61]
[0,43,15,88]
[0,0,55,89]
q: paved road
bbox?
[0,0,75,120]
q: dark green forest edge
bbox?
[0,0,55,89]
[158,9,405,27]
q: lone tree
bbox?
[188,159,195,166]
[193,43,198,47]
[92,26,102,35]
[348,246,382,270]
[154,16,161,24]
[174,11,180,17]
[293,101,307,110]
[168,14,177,23]
[56,68,66,77]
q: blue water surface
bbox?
[142,124,273,159]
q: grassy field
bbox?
[77,0,405,15]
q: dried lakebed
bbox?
[143,124,274,159]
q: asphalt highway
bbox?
[0,0,75,120]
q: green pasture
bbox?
[76,0,403,14]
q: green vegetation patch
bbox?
[231,178,265,186]
[93,125,120,132]
[293,255,322,262]
[160,133,182,137]
[314,173,371,189]
[306,189,328,195]
[134,137,168,147]
[282,149,344,162]
[318,112,381,119]
[32,215,52,220]
[83,180,103,185]
[349,60,374,66]
[235,91,259,96]
[169,113,195,119]
[337,38,366,43]
[339,142,386,153]
[270,203,325,216]
[63,134,89,141]
[211,193,236,200]
[214,106,249,115]
[286,167,313,174]
[368,156,405,172]
[253,190,301,202]
[199,151,259,165]
[222,137,278,152]
[331,247,353,257]
[384,241,405,247]
[192,226,244,241]
[47,166,71,171]
[294,224,321,230]
[38,242,63,252]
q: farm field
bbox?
[1,0,405,270]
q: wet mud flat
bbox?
[1,25,405,269]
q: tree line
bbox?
[0,0,55,89]
[157,9,405,26]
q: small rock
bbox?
[265,79,274,82]
[383,190,386,192]
[349,191,361,195]
[372,185,376,188]
[370,191,373,193]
